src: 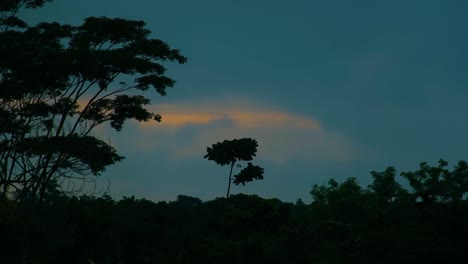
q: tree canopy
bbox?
[204,138,265,198]
[0,0,186,204]
[2,159,468,263]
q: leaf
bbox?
[233,162,265,186]
[204,138,258,166]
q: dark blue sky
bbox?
[24,0,468,202]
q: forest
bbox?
[1,1,468,263]
[2,160,468,263]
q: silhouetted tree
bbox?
[401,159,468,203]
[204,138,264,198]
[369,166,408,205]
[0,0,187,204]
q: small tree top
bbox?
[203,138,258,166]
[233,162,264,186]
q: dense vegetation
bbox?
[1,159,468,263]
[1,1,467,263]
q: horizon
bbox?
[20,0,468,203]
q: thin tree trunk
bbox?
[226,161,235,199]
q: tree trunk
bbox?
[226,161,235,199]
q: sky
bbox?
[23,0,468,202]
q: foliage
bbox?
[3,159,468,263]
[0,0,186,204]
[401,159,468,203]
[368,166,407,205]
[204,138,258,166]
[204,138,265,198]
[233,162,264,186]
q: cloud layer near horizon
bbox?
[124,98,365,163]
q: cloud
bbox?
[139,99,320,130]
[127,98,364,163]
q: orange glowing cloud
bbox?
[160,112,222,126]
[227,111,320,129]
[125,98,367,163]
[139,100,320,130]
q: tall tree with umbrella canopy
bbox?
[204,138,264,198]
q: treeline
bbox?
[1,160,468,263]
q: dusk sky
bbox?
[24,0,468,202]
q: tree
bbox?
[204,138,264,198]
[0,0,187,204]
[369,166,408,205]
[401,159,468,203]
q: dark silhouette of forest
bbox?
[2,159,468,263]
[1,1,468,263]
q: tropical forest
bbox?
[1,1,467,263]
